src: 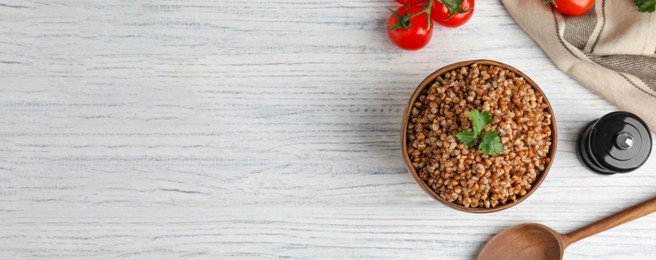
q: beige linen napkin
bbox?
[502,0,656,130]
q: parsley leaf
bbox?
[469,109,492,136]
[456,109,503,155]
[456,130,477,147]
[479,131,504,156]
[635,0,656,12]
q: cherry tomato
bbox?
[395,0,426,4]
[431,0,474,28]
[387,5,434,51]
[546,0,594,16]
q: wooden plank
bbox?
[0,0,654,258]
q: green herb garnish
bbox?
[456,130,477,147]
[635,0,656,12]
[456,109,504,156]
[479,130,504,156]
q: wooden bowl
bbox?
[400,60,558,213]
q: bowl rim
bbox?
[400,59,558,213]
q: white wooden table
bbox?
[1,1,655,259]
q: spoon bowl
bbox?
[478,223,564,260]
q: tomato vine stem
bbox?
[388,0,433,31]
[438,0,472,20]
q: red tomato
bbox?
[546,0,594,16]
[431,0,474,28]
[395,0,426,4]
[387,5,434,51]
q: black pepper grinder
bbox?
[576,111,652,174]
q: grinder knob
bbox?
[576,111,652,174]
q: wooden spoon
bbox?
[478,198,656,260]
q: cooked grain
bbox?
[406,63,552,208]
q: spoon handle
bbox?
[564,197,656,246]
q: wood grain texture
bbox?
[564,198,656,245]
[0,0,655,259]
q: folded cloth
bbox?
[502,0,656,131]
